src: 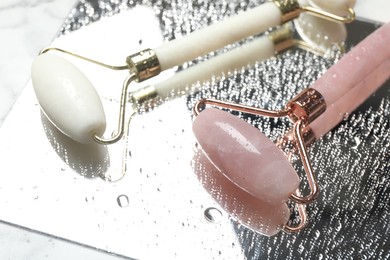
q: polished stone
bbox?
[193,108,299,204]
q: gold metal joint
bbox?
[268,26,294,54]
[131,85,158,104]
[273,0,301,23]
[126,49,161,82]
[287,88,326,124]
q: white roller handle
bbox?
[153,2,282,71]
[31,53,106,144]
[154,33,276,99]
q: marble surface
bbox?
[0,1,126,258]
[0,0,389,259]
[0,0,75,126]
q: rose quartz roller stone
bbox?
[193,108,300,205]
[193,150,290,236]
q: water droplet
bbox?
[335,220,342,231]
[297,244,305,254]
[351,209,359,218]
[85,196,95,204]
[204,207,222,223]
[117,194,129,208]
[314,230,321,239]
[343,112,350,121]
[351,136,361,150]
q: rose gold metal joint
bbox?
[282,126,316,148]
[287,88,326,124]
[301,128,316,147]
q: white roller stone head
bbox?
[295,0,356,52]
[295,13,347,51]
[31,53,106,144]
[309,0,356,16]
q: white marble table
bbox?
[0,0,389,259]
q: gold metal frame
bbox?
[40,47,162,145]
[273,0,355,24]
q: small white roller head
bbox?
[31,53,106,144]
[295,13,347,51]
[295,0,356,52]
[309,0,356,16]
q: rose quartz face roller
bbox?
[192,22,390,234]
[31,0,354,145]
[193,149,297,236]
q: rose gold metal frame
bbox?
[193,90,326,232]
[193,97,320,203]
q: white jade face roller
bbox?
[31,0,354,145]
[192,22,390,234]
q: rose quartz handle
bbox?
[310,59,390,139]
[312,22,390,106]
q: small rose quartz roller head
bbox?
[31,0,354,145]
[192,22,390,234]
